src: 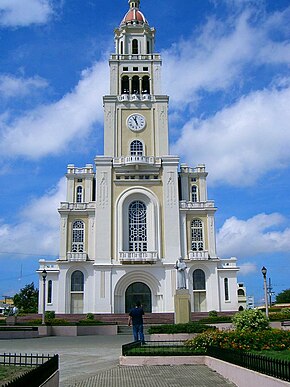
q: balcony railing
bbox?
[113,156,161,167]
[66,252,88,262]
[67,164,94,174]
[180,200,215,209]
[188,250,209,260]
[118,93,151,102]
[59,202,96,210]
[110,54,161,61]
[119,251,158,264]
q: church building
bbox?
[38,0,239,315]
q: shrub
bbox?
[186,329,290,352]
[86,313,95,320]
[148,322,216,334]
[208,310,218,317]
[232,309,269,332]
[45,311,55,321]
[45,318,71,326]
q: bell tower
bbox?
[103,0,169,158]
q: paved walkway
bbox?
[0,335,236,386]
[71,365,236,386]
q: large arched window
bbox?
[71,270,84,291]
[121,76,129,94]
[130,140,143,156]
[132,75,140,94]
[193,269,206,290]
[70,270,84,314]
[191,185,198,202]
[72,220,84,252]
[142,76,150,94]
[129,201,147,252]
[191,219,204,251]
[76,186,83,203]
[132,39,138,54]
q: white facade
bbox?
[38,0,239,315]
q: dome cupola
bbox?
[121,0,148,26]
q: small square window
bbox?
[77,179,83,182]
[143,67,148,71]
[123,67,128,71]
[133,67,138,71]
[191,178,197,182]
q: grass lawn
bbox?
[251,350,290,361]
[0,365,33,385]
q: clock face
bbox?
[127,113,146,131]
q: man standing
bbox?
[128,301,145,344]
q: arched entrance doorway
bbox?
[125,282,152,313]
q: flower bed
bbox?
[185,329,290,352]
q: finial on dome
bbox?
[129,0,140,9]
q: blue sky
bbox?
[0,0,290,306]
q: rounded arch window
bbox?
[142,76,150,94]
[72,220,84,252]
[76,186,83,203]
[132,75,140,94]
[191,219,204,251]
[71,270,84,292]
[238,289,245,296]
[191,185,198,202]
[130,140,143,156]
[132,39,138,54]
[121,76,129,94]
[129,200,147,252]
[193,269,206,290]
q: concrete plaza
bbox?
[0,335,236,386]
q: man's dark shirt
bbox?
[129,307,144,325]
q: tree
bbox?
[275,289,290,304]
[13,283,39,313]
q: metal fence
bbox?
[208,348,290,382]
[0,353,59,387]
[122,341,290,382]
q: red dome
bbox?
[121,8,148,25]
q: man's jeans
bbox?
[133,324,145,343]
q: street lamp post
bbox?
[261,266,269,318]
[41,269,47,325]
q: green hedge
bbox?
[148,322,216,334]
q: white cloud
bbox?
[162,7,290,108]
[172,85,290,185]
[0,178,66,257]
[239,262,257,275]
[0,61,109,159]
[0,0,53,27]
[0,75,48,99]
[217,213,290,258]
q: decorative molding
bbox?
[166,171,176,208]
[98,172,109,208]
